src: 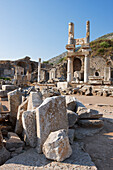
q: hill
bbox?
[95,32,113,40]
[46,32,113,65]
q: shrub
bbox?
[58,58,64,63]
[98,48,104,53]
[100,41,110,48]
[43,61,49,64]
[0,77,11,81]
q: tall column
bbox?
[84,55,89,83]
[67,57,73,82]
[84,20,90,83]
[67,22,74,82]
[38,58,41,82]
[86,20,90,44]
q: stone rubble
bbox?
[43,129,72,162]
[0,84,106,168]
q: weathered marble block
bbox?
[27,92,43,111]
[22,111,37,147]
[43,129,72,161]
[8,89,22,126]
[36,96,68,153]
[15,99,28,134]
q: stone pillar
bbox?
[67,22,74,82]
[84,55,89,83]
[38,58,41,83]
[68,22,74,45]
[84,20,90,83]
[86,20,90,44]
[67,57,73,82]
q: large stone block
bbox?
[8,89,22,126]
[76,100,86,113]
[65,96,76,111]
[43,129,72,162]
[15,99,28,134]
[78,109,103,119]
[67,109,78,127]
[57,82,69,90]
[2,85,17,91]
[78,119,104,128]
[6,132,24,150]
[36,96,68,153]
[27,92,43,111]
[22,111,37,147]
[0,147,10,165]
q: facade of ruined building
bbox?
[47,21,113,84]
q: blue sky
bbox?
[0,0,113,61]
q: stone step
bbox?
[78,119,104,128]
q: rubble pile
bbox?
[0,84,104,168]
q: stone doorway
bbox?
[73,58,81,72]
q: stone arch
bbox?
[95,71,99,76]
[73,58,82,72]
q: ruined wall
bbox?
[90,56,106,77]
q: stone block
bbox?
[6,132,24,150]
[57,82,69,90]
[68,129,75,145]
[67,109,78,127]
[65,96,76,111]
[78,119,104,128]
[0,147,10,165]
[15,99,28,134]
[22,111,37,147]
[36,96,68,153]
[76,100,86,113]
[8,89,22,126]
[2,85,17,91]
[27,92,43,111]
[43,129,72,162]
[78,109,103,119]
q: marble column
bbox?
[86,20,90,44]
[67,57,73,82]
[84,55,89,83]
[38,58,41,82]
[67,22,74,82]
[84,20,90,83]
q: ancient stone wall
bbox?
[90,56,106,77]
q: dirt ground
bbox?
[73,95,113,170]
[1,95,113,170]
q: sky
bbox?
[0,0,113,62]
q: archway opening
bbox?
[73,58,81,72]
[95,71,99,76]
